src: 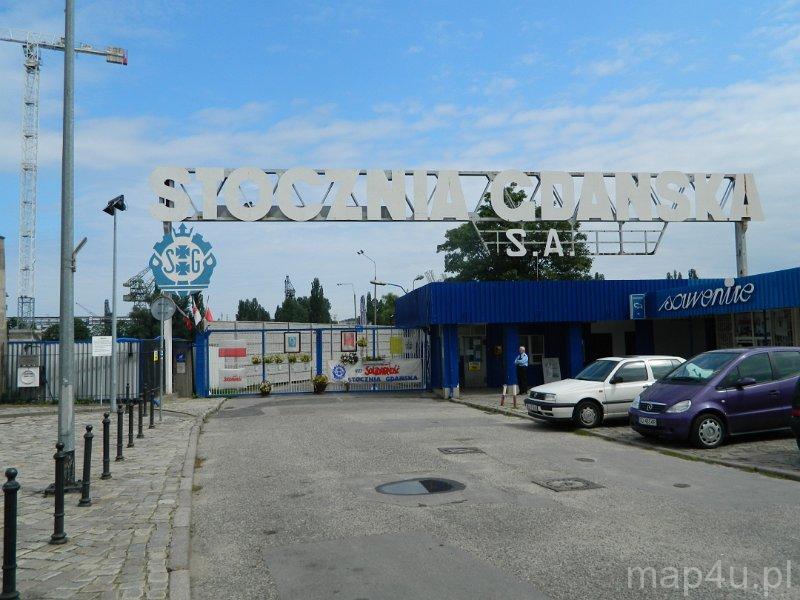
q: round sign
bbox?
[150,296,177,321]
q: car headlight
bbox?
[631,395,640,409]
[666,400,692,413]
[541,393,556,402]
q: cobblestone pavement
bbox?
[455,391,800,480]
[0,397,223,600]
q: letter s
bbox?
[505,229,527,257]
[148,167,193,221]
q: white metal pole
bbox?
[110,209,118,411]
[735,220,748,277]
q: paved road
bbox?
[191,394,800,599]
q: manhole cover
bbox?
[533,477,604,492]
[376,478,466,496]
[438,447,485,455]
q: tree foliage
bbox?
[275,278,332,323]
[42,318,92,341]
[308,278,332,324]
[365,292,397,325]
[437,186,595,281]
[666,269,699,280]
[236,298,271,321]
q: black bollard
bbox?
[50,442,67,545]
[115,404,124,461]
[79,425,94,507]
[137,394,144,439]
[125,382,130,403]
[101,413,111,479]
[2,468,20,600]
[142,387,148,417]
[127,401,135,448]
[149,390,155,429]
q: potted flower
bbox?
[263,355,275,364]
[313,374,329,394]
[287,354,298,364]
[259,380,272,396]
[273,354,284,364]
[300,353,312,363]
[251,355,262,365]
[340,352,358,365]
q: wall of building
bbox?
[589,320,635,356]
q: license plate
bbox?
[638,416,657,427]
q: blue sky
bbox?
[1,0,799,320]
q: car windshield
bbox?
[575,360,618,382]
[662,352,739,384]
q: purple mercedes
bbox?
[629,347,799,448]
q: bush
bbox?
[251,355,262,365]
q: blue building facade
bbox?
[394,267,800,397]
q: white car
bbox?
[524,355,684,428]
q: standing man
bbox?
[513,346,529,407]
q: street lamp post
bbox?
[371,280,408,294]
[336,283,357,322]
[57,0,77,483]
[357,250,377,326]
[412,275,424,291]
[102,195,126,412]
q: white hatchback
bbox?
[524,355,684,428]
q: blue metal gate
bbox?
[195,325,428,396]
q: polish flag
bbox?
[204,304,214,323]
[191,296,202,326]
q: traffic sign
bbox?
[150,296,176,321]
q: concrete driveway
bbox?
[190,394,800,599]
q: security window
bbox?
[736,353,774,384]
[615,361,647,383]
[770,351,800,380]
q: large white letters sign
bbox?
[149,168,763,225]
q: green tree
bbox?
[308,278,332,323]
[236,298,271,321]
[42,318,92,341]
[118,306,159,339]
[437,186,595,281]
[376,293,397,325]
[275,296,309,323]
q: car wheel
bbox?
[690,413,726,449]
[573,400,602,428]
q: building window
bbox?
[519,334,544,365]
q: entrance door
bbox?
[460,336,486,388]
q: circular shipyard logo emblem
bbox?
[149,224,217,298]
[331,364,347,381]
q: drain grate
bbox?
[438,447,485,455]
[376,478,466,495]
[533,477,604,492]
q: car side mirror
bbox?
[735,376,757,389]
[609,375,623,384]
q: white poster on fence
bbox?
[329,358,423,384]
[218,367,249,389]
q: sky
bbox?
[1,0,799,321]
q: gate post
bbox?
[194,331,209,397]
[315,330,323,376]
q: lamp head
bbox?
[102,194,126,215]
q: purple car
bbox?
[629,347,799,448]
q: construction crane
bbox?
[123,267,155,308]
[0,28,127,328]
[284,275,296,300]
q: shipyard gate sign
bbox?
[148,168,763,258]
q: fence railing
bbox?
[2,340,145,403]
